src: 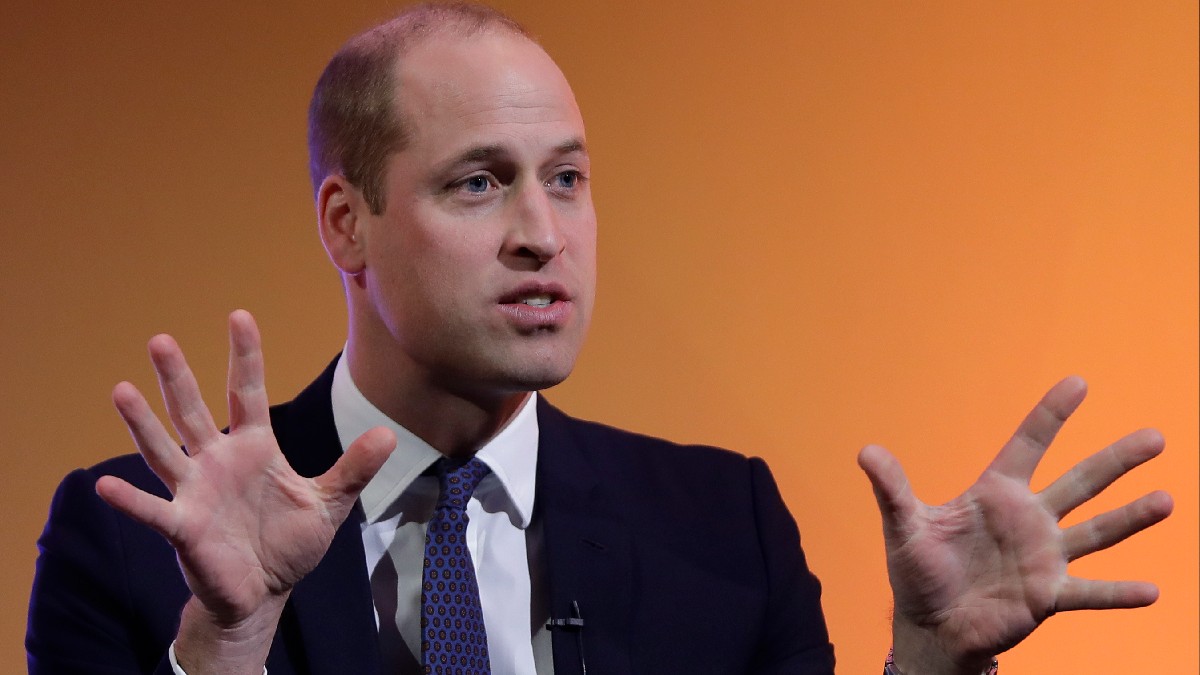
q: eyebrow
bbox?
[442,137,589,170]
[555,138,588,156]
[453,144,507,165]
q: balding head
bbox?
[307,2,532,214]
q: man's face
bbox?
[355,31,596,399]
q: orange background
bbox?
[1,1,1195,672]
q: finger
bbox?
[1054,576,1160,612]
[95,474,180,543]
[148,333,221,452]
[1040,428,1165,518]
[113,381,189,492]
[857,444,920,543]
[315,426,396,512]
[1062,490,1173,560]
[227,310,270,431]
[987,376,1087,482]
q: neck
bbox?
[344,336,530,459]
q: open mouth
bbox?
[497,282,574,328]
[499,282,571,307]
[519,294,554,308]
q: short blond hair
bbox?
[307,2,531,213]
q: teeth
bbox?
[521,294,553,307]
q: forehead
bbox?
[391,32,584,157]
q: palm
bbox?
[96,311,394,624]
[859,377,1172,670]
[163,427,336,617]
[887,470,1062,655]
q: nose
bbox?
[503,181,565,267]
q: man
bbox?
[27,3,1172,674]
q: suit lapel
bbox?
[269,358,382,675]
[536,399,634,675]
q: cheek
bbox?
[401,230,497,312]
[364,226,447,325]
[570,219,598,288]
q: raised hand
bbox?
[858,377,1173,675]
[95,310,395,673]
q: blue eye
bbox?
[464,175,490,193]
[552,171,580,189]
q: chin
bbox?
[491,345,580,393]
[498,361,575,393]
[443,332,585,396]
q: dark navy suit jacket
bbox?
[28,359,835,673]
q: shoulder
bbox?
[536,397,776,507]
[539,396,759,463]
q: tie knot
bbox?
[433,456,491,510]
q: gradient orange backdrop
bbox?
[2,2,1195,672]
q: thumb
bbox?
[858,444,919,541]
[315,426,396,506]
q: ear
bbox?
[317,175,368,275]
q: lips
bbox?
[497,281,572,305]
[497,281,574,329]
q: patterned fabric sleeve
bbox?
[884,647,998,675]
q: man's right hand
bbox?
[95,310,395,674]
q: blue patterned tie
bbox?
[422,456,492,674]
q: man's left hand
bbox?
[858,376,1173,675]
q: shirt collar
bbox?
[329,352,539,528]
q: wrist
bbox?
[174,594,288,675]
[891,615,995,675]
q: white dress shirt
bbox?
[331,355,552,675]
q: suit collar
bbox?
[328,353,541,528]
